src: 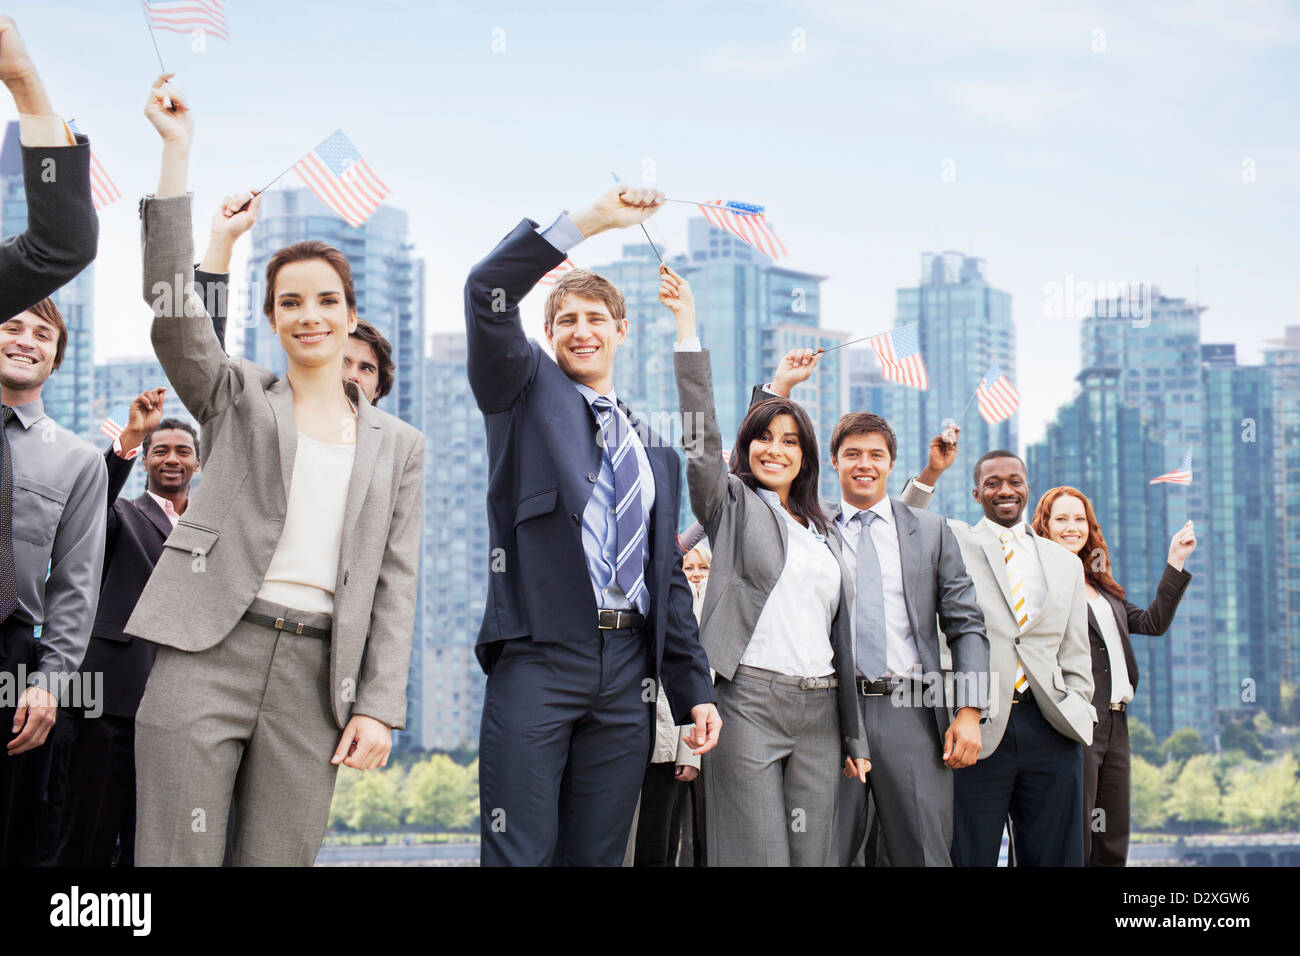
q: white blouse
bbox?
[255,432,356,615]
[1088,592,1134,705]
[740,490,842,678]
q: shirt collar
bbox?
[5,397,46,429]
[759,487,826,542]
[838,496,892,528]
[146,490,181,519]
[573,381,619,409]
[983,517,1028,541]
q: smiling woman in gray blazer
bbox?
[660,266,866,867]
[127,76,424,866]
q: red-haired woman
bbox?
[1031,487,1195,866]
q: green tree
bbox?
[1253,711,1273,735]
[347,766,404,832]
[1166,754,1222,829]
[1220,720,1263,760]
[1161,727,1205,764]
[1222,754,1300,831]
[1130,755,1170,830]
[405,754,476,830]
[1128,718,1161,764]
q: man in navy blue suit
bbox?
[466,183,721,866]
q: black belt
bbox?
[241,610,331,640]
[1013,686,1034,705]
[856,677,917,697]
[598,609,644,630]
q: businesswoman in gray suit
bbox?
[662,266,866,866]
[128,76,424,865]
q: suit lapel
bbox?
[338,398,382,569]
[1021,528,1058,630]
[267,378,297,502]
[890,497,923,640]
[134,493,175,541]
[976,517,1020,620]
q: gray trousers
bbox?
[134,599,340,866]
[841,688,953,866]
[704,666,840,866]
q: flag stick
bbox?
[230,158,302,214]
[610,172,664,264]
[140,1,167,74]
[817,322,922,354]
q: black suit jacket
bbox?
[76,450,172,718]
[1088,563,1191,709]
[0,136,98,318]
[463,219,715,723]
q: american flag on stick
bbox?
[66,121,122,211]
[99,403,131,442]
[697,200,787,260]
[976,363,1021,424]
[142,0,232,42]
[538,259,577,286]
[867,324,929,391]
[293,130,391,228]
[1150,450,1193,485]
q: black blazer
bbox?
[1088,563,1191,709]
[76,450,170,718]
[463,219,715,723]
[0,136,97,318]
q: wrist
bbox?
[569,205,606,239]
[117,429,146,455]
[769,378,793,398]
[1169,556,1185,573]
[4,70,51,114]
[917,466,943,486]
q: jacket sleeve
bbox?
[463,220,564,415]
[658,483,717,723]
[1058,560,1098,738]
[674,349,730,527]
[934,517,990,714]
[1123,563,1192,636]
[899,477,933,510]
[194,266,230,356]
[141,194,244,424]
[352,433,425,728]
[0,139,98,318]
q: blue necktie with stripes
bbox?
[593,396,646,608]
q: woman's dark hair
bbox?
[730,397,830,537]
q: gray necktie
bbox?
[853,509,886,681]
[1,406,17,623]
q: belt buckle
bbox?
[799,677,820,690]
[274,617,285,631]
[597,610,615,630]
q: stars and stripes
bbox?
[1150,450,1193,485]
[976,363,1021,424]
[538,258,577,286]
[66,120,122,211]
[142,0,232,42]
[697,200,787,260]
[99,403,131,442]
[866,324,929,390]
[292,130,390,228]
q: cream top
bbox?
[256,431,356,616]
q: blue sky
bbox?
[5,0,1298,445]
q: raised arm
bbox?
[663,266,729,526]
[1125,522,1195,635]
[899,429,960,509]
[0,16,97,317]
[141,75,242,423]
[464,183,665,414]
[196,190,261,354]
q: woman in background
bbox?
[1031,486,1194,867]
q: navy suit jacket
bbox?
[464,219,714,723]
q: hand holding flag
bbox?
[571,183,665,238]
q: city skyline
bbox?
[0,0,1294,450]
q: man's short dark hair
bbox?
[351,319,395,403]
[973,449,1025,486]
[143,418,199,455]
[830,412,897,463]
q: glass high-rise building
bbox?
[1264,326,1300,687]
[1,121,96,440]
[892,252,1015,524]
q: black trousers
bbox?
[634,760,686,867]
[0,618,38,866]
[479,629,654,866]
[1084,707,1130,866]
[50,710,138,866]
[951,695,1084,867]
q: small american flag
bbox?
[976,363,1021,424]
[66,120,122,211]
[144,0,231,42]
[697,200,787,261]
[99,402,131,442]
[867,324,929,391]
[143,0,231,42]
[293,130,390,228]
[538,258,577,286]
[1150,450,1193,485]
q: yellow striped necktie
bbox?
[998,529,1030,693]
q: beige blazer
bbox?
[124,194,425,730]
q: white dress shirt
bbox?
[837,497,921,679]
[979,517,1048,622]
[1088,593,1135,705]
[740,489,840,678]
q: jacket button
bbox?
[587,473,597,482]
[1014,637,1020,644]
[343,571,349,586]
[571,514,580,523]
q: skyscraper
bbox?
[1263,326,1300,687]
[892,252,1015,523]
[1,121,96,439]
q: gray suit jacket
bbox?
[676,349,867,760]
[826,496,989,754]
[902,483,1095,751]
[124,194,425,730]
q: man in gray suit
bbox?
[766,354,988,866]
[905,449,1094,866]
